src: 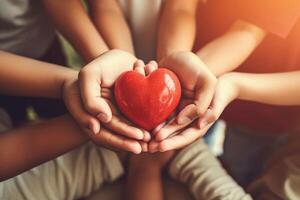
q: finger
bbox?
[152,121,167,134]
[193,77,216,116]
[104,115,145,140]
[148,140,160,153]
[104,99,151,141]
[177,78,216,125]
[133,59,146,75]
[139,141,148,152]
[143,130,152,142]
[92,128,142,154]
[63,85,101,134]
[154,118,187,141]
[145,60,158,75]
[157,124,212,152]
[196,84,229,129]
[79,70,112,123]
[149,60,158,68]
[176,104,199,125]
[197,108,218,129]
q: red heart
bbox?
[114,68,181,131]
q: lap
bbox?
[0,143,124,200]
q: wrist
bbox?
[60,70,79,99]
[219,72,240,101]
[129,163,162,175]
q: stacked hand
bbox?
[62,49,237,154]
[149,51,217,152]
[63,50,150,154]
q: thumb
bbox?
[196,91,228,129]
[177,77,216,125]
[79,70,113,123]
[176,104,199,125]
[95,98,113,123]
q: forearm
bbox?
[126,167,163,200]
[157,0,198,60]
[0,51,76,98]
[0,115,88,181]
[88,0,134,54]
[197,20,266,76]
[43,0,109,62]
[226,71,300,106]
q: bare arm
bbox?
[225,71,300,106]
[0,51,75,98]
[42,0,109,62]
[197,20,266,76]
[88,0,135,54]
[157,0,198,60]
[0,115,88,181]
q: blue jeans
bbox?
[221,126,288,187]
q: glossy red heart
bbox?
[114,68,181,131]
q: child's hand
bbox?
[62,73,100,134]
[62,71,147,154]
[65,49,153,154]
[197,73,240,127]
[149,73,239,152]
[153,51,216,142]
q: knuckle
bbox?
[78,68,89,80]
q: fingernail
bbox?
[143,131,151,142]
[177,116,191,125]
[136,130,144,140]
[89,124,98,135]
[97,113,108,122]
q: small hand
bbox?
[62,72,148,154]
[197,73,240,127]
[153,51,217,142]
[77,50,153,153]
[62,72,100,135]
[149,73,239,152]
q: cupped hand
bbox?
[153,51,217,142]
[149,72,240,152]
[197,73,240,128]
[64,49,154,154]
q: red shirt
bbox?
[194,0,300,134]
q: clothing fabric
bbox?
[0,143,124,200]
[169,139,252,200]
[195,0,300,134]
[222,126,288,187]
[117,0,164,62]
[0,108,124,200]
[170,137,300,200]
[0,0,67,124]
[248,154,300,200]
[0,0,56,58]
